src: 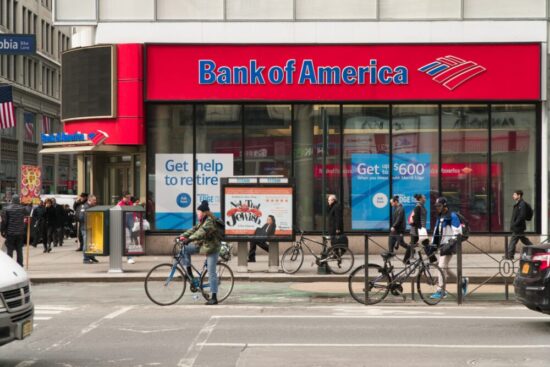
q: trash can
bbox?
[84,206,111,257]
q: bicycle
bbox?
[144,238,235,306]
[348,243,445,306]
[281,229,354,274]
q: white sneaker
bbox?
[127,258,135,264]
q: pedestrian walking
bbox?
[407,194,429,263]
[248,215,276,262]
[117,191,136,264]
[506,190,534,260]
[327,194,343,239]
[30,200,46,248]
[81,195,99,264]
[52,198,66,247]
[44,198,56,253]
[388,195,406,253]
[73,193,89,251]
[430,197,468,300]
[179,200,221,305]
[0,195,30,266]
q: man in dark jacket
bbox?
[506,190,533,260]
[31,200,46,248]
[73,193,89,251]
[327,194,343,236]
[389,195,406,253]
[1,195,30,266]
[52,198,66,247]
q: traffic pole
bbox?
[25,215,31,270]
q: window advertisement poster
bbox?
[20,165,42,205]
[351,153,431,230]
[392,153,431,230]
[351,154,390,230]
[124,212,145,255]
[155,154,233,230]
[223,186,294,241]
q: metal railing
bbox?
[361,233,542,305]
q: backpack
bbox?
[212,217,225,241]
[454,212,470,240]
[524,202,534,221]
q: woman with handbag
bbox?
[406,194,427,263]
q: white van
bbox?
[0,250,33,346]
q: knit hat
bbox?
[197,200,210,212]
[11,195,20,204]
[435,197,448,207]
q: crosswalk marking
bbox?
[33,305,77,324]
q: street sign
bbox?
[0,34,36,55]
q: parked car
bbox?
[0,250,34,346]
[514,241,550,314]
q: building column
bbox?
[53,154,59,194]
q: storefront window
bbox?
[441,105,489,231]
[491,104,537,232]
[294,104,340,232]
[147,105,194,230]
[343,105,390,231]
[392,105,439,229]
[244,105,291,177]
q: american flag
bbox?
[0,85,16,129]
[42,115,52,134]
[24,112,35,141]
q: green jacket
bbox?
[182,216,221,255]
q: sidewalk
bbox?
[12,238,520,285]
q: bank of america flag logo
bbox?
[418,55,486,91]
[0,85,16,129]
[90,130,109,145]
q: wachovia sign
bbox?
[198,59,408,86]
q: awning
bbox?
[39,145,138,154]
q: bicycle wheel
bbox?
[348,264,390,305]
[326,246,355,274]
[144,263,187,306]
[200,262,235,303]
[281,245,304,274]
[417,263,445,306]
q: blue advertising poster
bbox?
[155,154,233,230]
[392,153,431,230]
[352,153,431,230]
[351,154,390,230]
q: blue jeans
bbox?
[180,244,219,294]
[82,227,96,261]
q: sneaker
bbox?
[83,259,94,264]
[191,278,200,288]
[462,278,469,296]
[90,257,99,263]
[127,258,135,264]
[429,290,448,300]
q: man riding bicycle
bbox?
[179,200,221,305]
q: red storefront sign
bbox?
[146,44,540,101]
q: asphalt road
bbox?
[1,282,549,367]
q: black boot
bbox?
[205,293,218,305]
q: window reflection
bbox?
[442,105,489,231]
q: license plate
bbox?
[521,263,530,275]
[22,319,33,338]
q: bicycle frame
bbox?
[167,250,208,289]
[380,248,432,287]
[295,232,330,262]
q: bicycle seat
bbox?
[381,251,396,261]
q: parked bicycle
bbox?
[144,238,234,306]
[281,229,354,274]
[348,244,445,305]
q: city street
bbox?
[1,282,549,367]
